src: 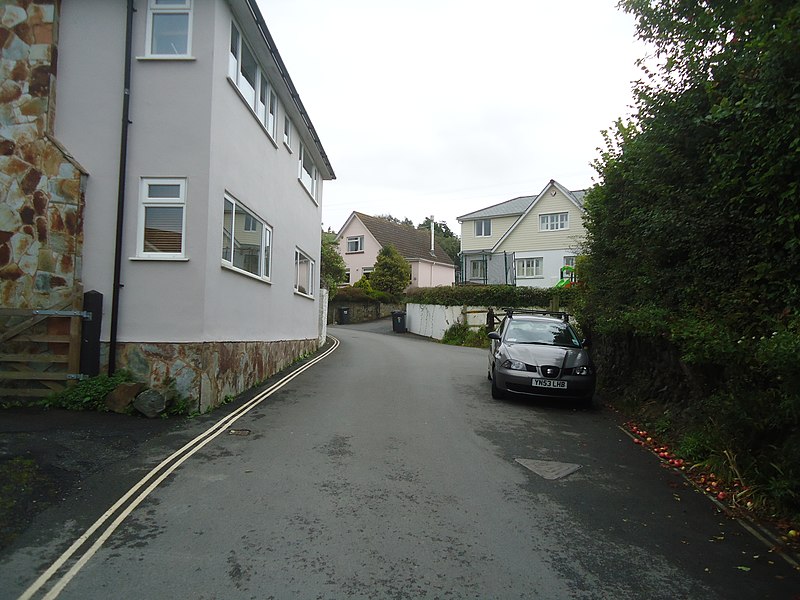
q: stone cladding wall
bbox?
[0,1,87,310]
[113,338,320,413]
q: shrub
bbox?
[41,370,134,412]
[441,323,490,348]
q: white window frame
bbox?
[283,116,294,151]
[228,20,278,140]
[469,258,486,279]
[516,257,543,278]
[346,236,364,253]
[343,268,351,285]
[475,219,491,237]
[145,0,192,58]
[221,193,272,281]
[294,248,315,297]
[299,143,318,201]
[563,256,576,268]
[540,212,569,231]
[136,178,187,259]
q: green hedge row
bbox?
[404,285,578,309]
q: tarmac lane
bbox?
[0,321,798,599]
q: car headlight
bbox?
[501,359,526,371]
[573,365,594,376]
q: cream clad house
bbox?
[0,0,334,409]
[457,180,587,287]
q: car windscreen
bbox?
[504,320,581,347]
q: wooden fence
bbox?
[0,289,88,400]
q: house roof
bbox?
[338,212,455,266]
[457,195,535,221]
[457,180,587,222]
[241,0,335,180]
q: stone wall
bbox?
[0,1,87,310]
[113,338,320,413]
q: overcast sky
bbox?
[257,0,648,235]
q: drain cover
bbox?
[228,429,251,436]
[515,459,581,480]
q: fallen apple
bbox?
[717,491,727,501]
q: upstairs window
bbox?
[475,219,491,237]
[228,20,278,139]
[221,194,272,280]
[137,178,187,258]
[299,143,318,200]
[283,116,293,151]
[346,236,364,253]
[540,212,569,231]
[146,0,192,57]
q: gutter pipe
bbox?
[109,0,135,374]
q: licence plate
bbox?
[532,379,567,389]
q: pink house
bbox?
[336,212,455,289]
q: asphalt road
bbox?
[1,320,798,599]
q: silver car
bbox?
[487,310,596,407]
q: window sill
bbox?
[283,141,293,153]
[221,262,271,283]
[136,56,197,61]
[345,250,364,255]
[129,256,189,261]
[297,179,319,205]
[294,290,315,300]
[226,77,279,147]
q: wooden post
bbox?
[67,286,83,381]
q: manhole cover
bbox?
[515,458,581,480]
[228,429,251,436]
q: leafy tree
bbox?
[370,244,411,297]
[581,1,800,519]
[320,231,346,292]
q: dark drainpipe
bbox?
[109,0,135,374]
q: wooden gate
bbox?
[0,289,88,400]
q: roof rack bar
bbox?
[502,308,570,322]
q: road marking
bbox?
[18,336,340,600]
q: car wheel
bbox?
[491,368,506,399]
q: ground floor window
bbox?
[469,258,486,279]
[138,178,186,258]
[516,257,542,278]
[221,194,272,280]
[295,248,315,296]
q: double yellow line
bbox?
[19,336,340,600]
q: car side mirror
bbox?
[581,338,591,349]
[488,332,501,341]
